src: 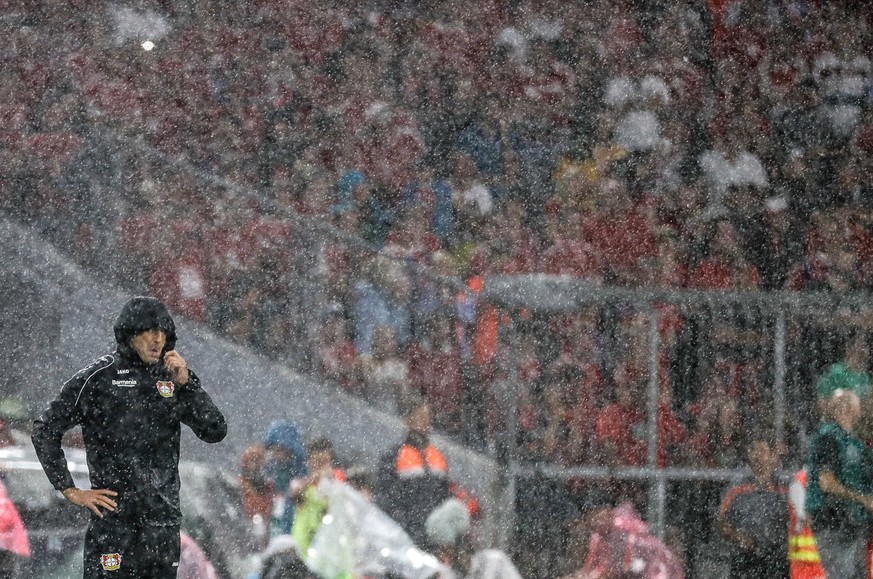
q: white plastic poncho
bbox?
[307,479,450,579]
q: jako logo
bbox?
[117,369,131,375]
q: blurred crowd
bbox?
[0,0,872,574]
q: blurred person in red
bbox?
[685,369,746,469]
[315,305,360,393]
[239,443,273,549]
[540,366,590,466]
[149,221,209,322]
[407,314,464,435]
[743,196,804,291]
[114,178,168,291]
[688,219,765,416]
[688,219,761,291]
[582,177,657,284]
[564,503,684,579]
[540,200,602,282]
[786,210,866,293]
[594,364,686,508]
[550,355,605,455]
[594,363,685,508]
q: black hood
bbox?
[113,297,177,359]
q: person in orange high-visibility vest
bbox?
[376,397,453,546]
[788,468,827,579]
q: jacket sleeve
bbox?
[31,368,91,492]
[176,370,227,443]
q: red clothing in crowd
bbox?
[584,207,656,274]
[317,336,359,392]
[407,341,464,427]
[540,239,601,280]
[149,251,208,322]
[595,401,685,467]
[688,259,760,290]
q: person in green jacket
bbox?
[290,438,344,558]
[806,388,873,579]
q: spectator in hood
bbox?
[32,296,227,578]
[263,420,309,537]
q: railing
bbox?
[485,274,873,547]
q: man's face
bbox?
[749,441,779,480]
[266,446,294,467]
[129,328,167,365]
[406,405,431,437]
[309,450,333,476]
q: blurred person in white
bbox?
[426,497,522,579]
[359,324,410,415]
[606,71,672,155]
[697,130,768,218]
[812,12,871,141]
[353,255,412,357]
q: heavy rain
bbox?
[0,0,871,578]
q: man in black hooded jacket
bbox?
[32,296,227,578]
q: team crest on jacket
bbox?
[156,380,175,398]
[100,553,121,571]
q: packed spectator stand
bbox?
[1,0,871,576]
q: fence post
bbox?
[774,309,787,450]
[646,307,665,537]
[496,313,519,549]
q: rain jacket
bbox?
[0,479,29,557]
[263,419,308,535]
[178,531,219,579]
[573,503,684,579]
[32,297,227,526]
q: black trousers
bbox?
[730,550,789,579]
[83,517,180,578]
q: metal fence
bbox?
[484,275,873,558]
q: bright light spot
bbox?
[141,40,155,51]
[407,548,432,569]
[380,548,391,558]
[322,514,334,525]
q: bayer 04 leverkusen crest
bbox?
[156,380,175,398]
[100,553,122,571]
